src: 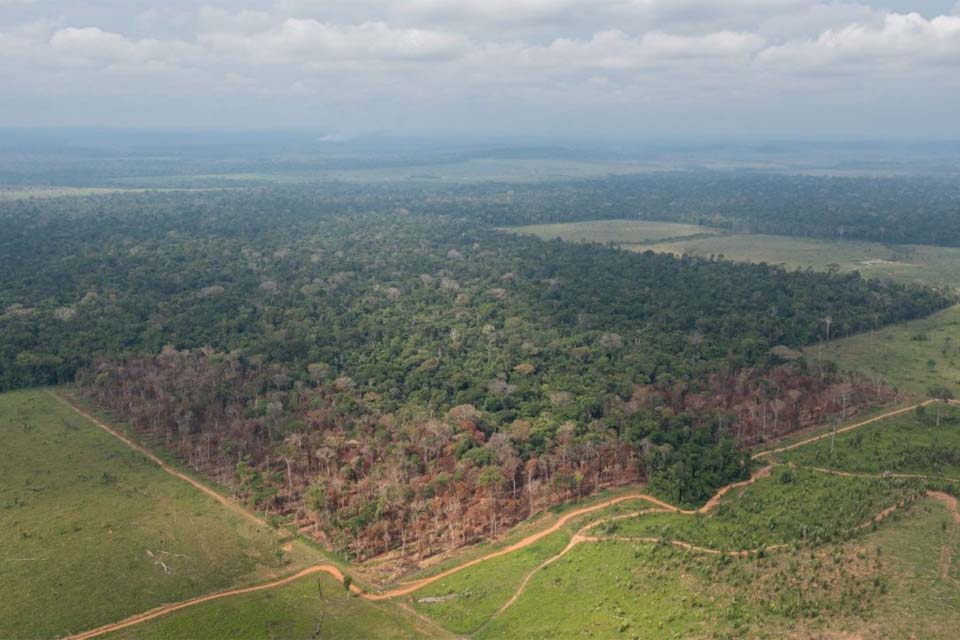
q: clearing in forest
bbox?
[810,304,960,398]
[504,219,960,290]
[504,219,720,246]
[642,234,960,289]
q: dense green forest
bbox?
[0,186,948,558]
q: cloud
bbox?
[199,19,468,63]
[758,12,960,72]
[51,26,198,60]
[528,29,765,73]
[1,1,960,133]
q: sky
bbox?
[1,1,959,137]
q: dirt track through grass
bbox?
[51,392,269,531]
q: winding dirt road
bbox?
[56,393,946,639]
[753,400,938,460]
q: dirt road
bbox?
[51,392,270,531]
[753,400,937,460]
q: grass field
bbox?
[778,404,960,479]
[410,529,570,634]
[854,496,960,640]
[101,572,450,640]
[645,234,960,290]
[810,304,960,397]
[408,498,658,635]
[506,219,719,246]
[479,494,960,639]
[0,187,134,200]
[503,219,960,290]
[0,389,328,638]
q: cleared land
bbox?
[0,389,420,640]
[407,498,659,635]
[478,493,960,639]
[506,219,719,245]
[810,304,960,397]
[100,573,450,640]
[504,219,960,290]
[0,187,231,200]
[418,404,960,639]
[644,233,960,290]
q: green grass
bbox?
[506,220,960,291]
[505,219,719,246]
[610,467,921,549]
[0,389,327,639]
[643,233,960,290]
[810,304,960,397]
[778,404,960,479]
[475,541,725,639]
[475,534,886,639]
[409,529,570,634]
[408,498,656,635]
[750,399,922,458]
[102,573,449,640]
[476,495,960,639]
[0,187,133,200]
[853,496,960,639]
[110,158,668,187]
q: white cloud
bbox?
[199,18,468,63]
[1,1,960,133]
[50,27,198,64]
[759,12,960,72]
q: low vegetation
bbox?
[407,497,657,634]
[479,494,960,639]
[812,304,960,397]
[101,572,449,640]
[0,389,327,640]
[607,467,922,549]
[778,404,960,479]
[645,234,960,291]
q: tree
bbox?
[928,385,955,426]
[304,482,328,531]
